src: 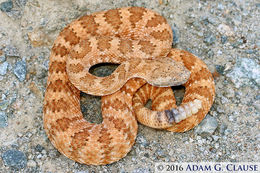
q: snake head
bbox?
[143,57,190,87]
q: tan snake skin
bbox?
[43,7,215,165]
[133,49,215,131]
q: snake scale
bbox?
[43,7,215,165]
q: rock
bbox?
[0,100,9,110]
[207,49,214,58]
[1,149,27,170]
[0,111,8,127]
[144,153,149,158]
[217,3,224,10]
[218,124,227,135]
[136,135,149,147]
[4,45,20,57]
[202,17,217,25]
[171,25,179,46]
[0,55,6,63]
[16,0,28,7]
[75,171,89,173]
[35,144,44,152]
[27,159,36,167]
[207,17,217,25]
[245,49,256,54]
[217,24,234,36]
[224,129,232,136]
[13,60,27,81]
[215,65,225,75]
[212,135,220,141]
[0,62,8,75]
[29,82,43,99]
[253,101,260,112]
[195,115,218,137]
[36,67,47,79]
[227,58,260,88]
[204,33,216,45]
[155,149,167,158]
[221,35,228,44]
[48,149,60,159]
[232,39,244,48]
[28,29,52,47]
[132,167,150,173]
[0,0,13,13]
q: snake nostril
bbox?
[89,63,120,77]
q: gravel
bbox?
[0,61,8,75]
[0,0,13,13]
[0,55,6,63]
[171,25,179,46]
[0,100,9,111]
[203,32,216,45]
[227,58,260,88]
[13,60,26,81]
[3,45,20,57]
[1,149,27,170]
[195,115,218,137]
[0,0,259,172]
[0,111,8,127]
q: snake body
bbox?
[43,7,215,165]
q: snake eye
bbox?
[89,63,120,77]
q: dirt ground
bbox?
[0,0,259,172]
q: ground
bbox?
[0,0,259,172]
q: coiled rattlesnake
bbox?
[43,7,215,165]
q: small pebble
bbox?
[212,135,220,141]
[155,149,167,158]
[217,24,234,36]
[217,3,224,10]
[0,100,9,111]
[27,159,36,167]
[221,35,228,44]
[132,167,150,173]
[136,135,149,147]
[227,58,260,88]
[219,124,227,135]
[0,55,6,63]
[215,65,225,75]
[17,133,23,137]
[171,26,179,46]
[208,17,217,25]
[16,0,28,7]
[4,45,20,57]
[195,115,218,137]
[13,60,27,81]
[245,49,256,54]
[207,49,214,58]
[35,144,44,152]
[0,0,13,13]
[76,171,89,173]
[224,129,232,136]
[0,111,8,127]
[36,154,42,159]
[1,149,27,170]
[204,33,216,45]
[0,62,8,75]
